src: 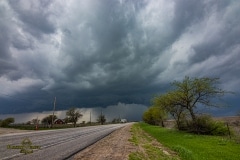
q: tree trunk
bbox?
[189,107,198,133]
[189,108,196,122]
[161,120,165,127]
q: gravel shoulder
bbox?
[74,123,179,160]
[0,127,30,135]
[74,123,137,160]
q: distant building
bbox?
[54,119,65,124]
[120,119,127,123]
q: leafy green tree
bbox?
[97,114,106,125]
[66,107,83,127]
[112,118,120,123]
[171,77,228,123]
[143,105,167,127]
[150,76,231,133]
[64,117,70,124]
[143,107,155,125]
[5,117,14,124]
[153,93,186,129]
[26,121,31,125]
[31,118,40,125]
[41,115,58,125]
[0,117,15,127]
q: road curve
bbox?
[0,123,129,160]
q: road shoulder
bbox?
[74,124,136,160]
[74,123,179,160]
[0,127,30,135]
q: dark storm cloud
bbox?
[0,2,19,80]
[58,1,171,93]
[8,0,56,37]
[172,0,205,40]
[190,0,240,63]
[0,2,11,59]
[0,1,51,81]
[0,0,239,116]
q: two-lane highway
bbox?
[0,123,130,160]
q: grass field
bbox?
[129,123,179,160]
[138,123,240,160]
[7,122,101,130]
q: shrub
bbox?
[210,121,230,136]
[179,115,230,136]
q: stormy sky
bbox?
[0,0,239,120]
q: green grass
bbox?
[7,122,101,130]
[129,124,179,160]
[138,123,240,160]
[6,124,74,130]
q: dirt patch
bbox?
[74,123,179,160]
[0,127,30,135]
[74,124,137,160]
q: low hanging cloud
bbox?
[0,0,239,116]
[0,103,147,123]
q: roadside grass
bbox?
[6,124,74,130]
[7,122,101,130]
[138,123,240,160]
[129,123,179,160]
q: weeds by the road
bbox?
[128,123,179,160]
[139,123,240,160]
[7,122,102,130]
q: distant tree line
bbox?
[40,107,108,127]
[143,76,233,136]
[40,107,83,128]
[1,107,127,129]
[0,117,14,127]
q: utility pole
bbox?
[51,97,56,128]
[100,109,103,125]
[35,116,39,130]
[90,111,91,125]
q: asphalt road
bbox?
[0,123,129,160]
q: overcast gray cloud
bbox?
[0,0,239,117]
